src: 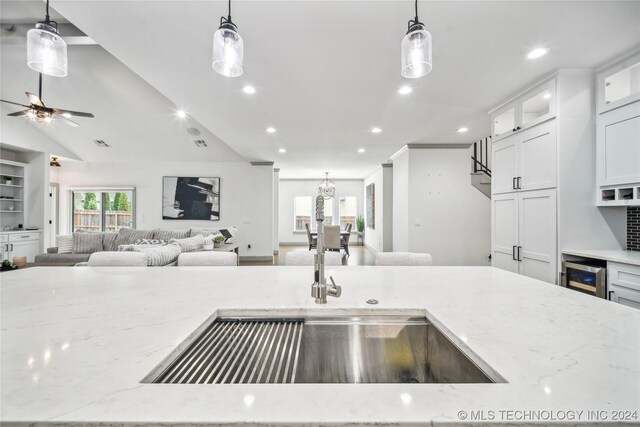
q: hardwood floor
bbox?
[240,244,376,266]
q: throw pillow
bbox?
[56,234,74,254]
[154,229,190,241]
[169,235,206,252]
[134,238,167,245]
[73,232,104,254]
[115,228,155,247]
[103,232,119,251]
[189,227,222,238]
[132,243,181,266]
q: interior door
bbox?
[518,189,557,284]
[492,193,519,273]
[519,121,557,192]
[492,136,519,195]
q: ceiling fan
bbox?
[0,74,94,127]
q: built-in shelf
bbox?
[0,174,24,179]
[0,210,23,213]
[598,185,640,206]
[0,199,23,202]
[0,184,24,188]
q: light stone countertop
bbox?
[562,249,640,266]
[1,266,639,426]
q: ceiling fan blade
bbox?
[54,113,80,127]
[7,110,29,117]
[0,99,30,108]
[53,108,94,118]
[26,92,44,107]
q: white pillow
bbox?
[56,234,73,254]
[168,235,206,252]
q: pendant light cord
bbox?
[45,0,50,21]
[228,0,232,21]
[415,0,418,22]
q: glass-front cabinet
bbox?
[597,52,640,114]
[490,78,556,141]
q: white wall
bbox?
[279,179,363,244]
[54,161,274,258]
[392,148,410,251]
[393,146,491,266]
[556,71,627,251]
[363,165,393,252]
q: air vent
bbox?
[194,140,208,148]
[93,139,111,148]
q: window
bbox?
[294,196,312,232]
[72,189,135,232]
[294,196,335,231]
[339,196,357,230]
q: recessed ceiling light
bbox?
[358,148,366,153]
[543,93,551,100]
[398,86,413,95]
[243,86,256,94]
[457,127,469,133]
[527,47,548,60]
[176,109,187,118]
[278,148,286,153]
[62,112,71,118]
[371,127,382,134]
[265,127,276,133]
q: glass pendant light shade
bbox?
[27,23,67,77]
[212,23,243,78]
[401,24,432,79]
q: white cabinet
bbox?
[608,262,640,309]
[491,78,556,141]
[1,232,41,263]
[492,189,557,284]
[492,120,557,195]
[597,52,640,114]
[596,101,640,206]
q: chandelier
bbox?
[318,172,336,200]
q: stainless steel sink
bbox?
[144,314,501,384]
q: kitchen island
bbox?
[1,266,639,425]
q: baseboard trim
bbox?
[239,256,274,262]
[279,242,308,246]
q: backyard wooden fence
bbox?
[74,210,133,232]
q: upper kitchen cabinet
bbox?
[597,52,640,114]
[596,51,640,207]
[490,78,556,142]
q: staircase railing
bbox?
[471,137,492,177]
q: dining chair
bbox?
[177,252,238,266]
[340,223,352,257]
[305,223,317,251]
[374,252,433,266]
[87,252,148,266]
[323,225,341,252]
[285,251,343,266]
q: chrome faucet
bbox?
[311,195,342,304]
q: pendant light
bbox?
[27,0,67,77]
[212,0,244,77]
[318,172,336,200]
[401,0,432,79]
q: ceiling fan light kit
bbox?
[27,0,68,77]
[212,0,244,77]
[401,0,432,79]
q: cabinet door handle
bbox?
[512,128,517,132]
[517,177,522,189]
[512,245,517,261]
[513,177,517,190]
[9,244,13,251]
[517,246,522,261]
[516,126,521,130]
[20,235,29,238]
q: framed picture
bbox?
[162,177,220,220]
[366,183,375,229]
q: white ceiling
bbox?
[2,1,640,178]
[0,2,246,164]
